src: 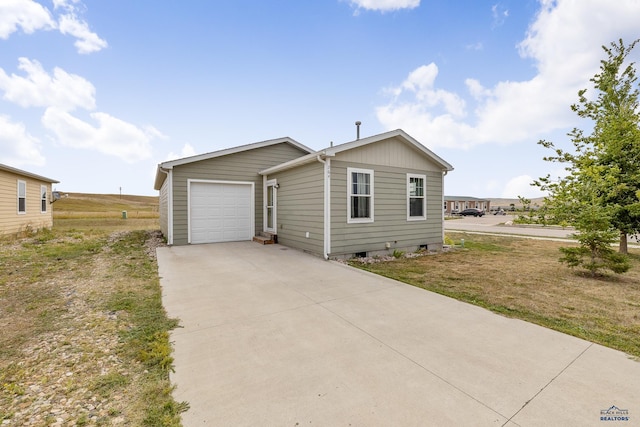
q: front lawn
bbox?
[349,232,640,358]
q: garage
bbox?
[189,180,254,244]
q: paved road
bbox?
[445,215,575,239]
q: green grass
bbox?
[350,232,640,358]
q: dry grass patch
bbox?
[53,192,160,232]
[0,228,185,425]
[351,232,640,358]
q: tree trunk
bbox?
[619,230,628,254]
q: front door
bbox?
[266,181,277,233]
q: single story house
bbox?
[0,163,59,235]
[444,196,490,214]
[154,129,454,259]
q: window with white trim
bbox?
[18,180,26,214]
[41,185,47,213]
[347,167,373,223]
[407,174,426,220]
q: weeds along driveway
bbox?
[157,242,640,426]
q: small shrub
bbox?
[392,249,405,259]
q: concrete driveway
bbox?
[158,242,640,426]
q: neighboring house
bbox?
[0,163,59,235]
[444,196,490,214]
[154,129,454,259]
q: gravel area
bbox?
[1,231,166,426]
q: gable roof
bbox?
[0,163,59,183]
[154,137,313,189]
[259,129,454,175]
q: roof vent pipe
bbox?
[355,121,361,140]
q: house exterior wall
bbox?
[170,143,307,245]
[159,176,169,239]
[0,169,54,235]
[335,136,445,172]
[329,160,444,258]
[268,161,324,255]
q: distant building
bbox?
[0,163,59,235]
[444,196,490,214]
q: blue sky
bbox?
[1,0,639,197]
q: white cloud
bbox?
[0,0,55,39]
[491,4,509,28]
[349,0,419,13]
[42,108,154,163]
[0,0,106,54]
[52,0,81,10]
[0,115,45,166]
[166,143,196,161]
[501,174,545,198]
[57,12,107,54]
[0,58,96,111]
[376,0,640,150]
[466,42,483,51]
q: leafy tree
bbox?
[534,39,640,274]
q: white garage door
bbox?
[189,181,253,244]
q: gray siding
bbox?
[270,162,324,255]
[330,160,443,258]
[159,177,169,239]
[336,136,444,172]
[171,143,307,245]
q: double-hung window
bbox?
[407,173,426,220]
[41,185,48,213]
[18,180,26,214]
[347,167,374,223]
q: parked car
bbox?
[459,208,484,217]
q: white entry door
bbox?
[189,181,253,244]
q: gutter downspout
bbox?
[316,155,331,260]
[158,167,173,245]
[262,174,267,233]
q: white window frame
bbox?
[41,185,48,213]
[347,167,374,224]
[17,180,26,214]
[407,173,427,221]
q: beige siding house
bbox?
[0,164,59,236]
[154,130,453,259]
